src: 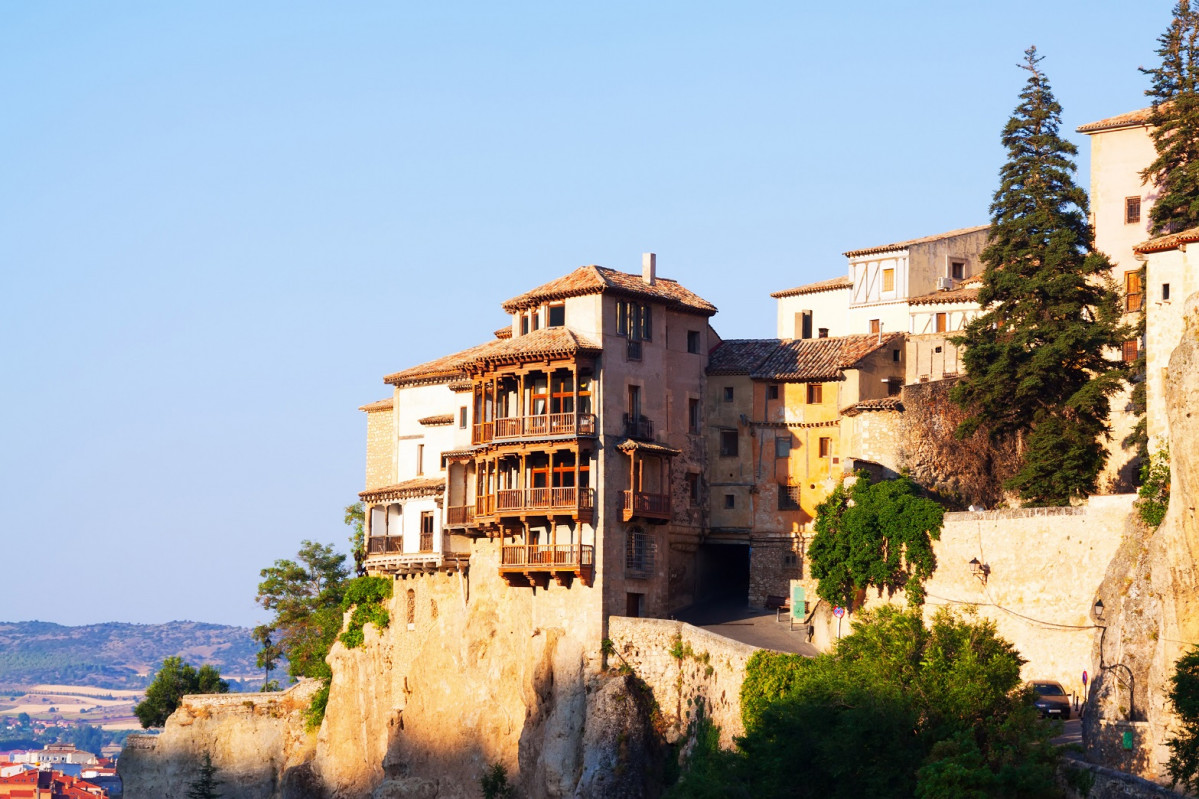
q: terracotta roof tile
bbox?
[383,339,502,387]
[360,477,445,502]
[841,397,905,416]
[417,414,454,426]
[707,339,783,375]
[843,225,989,259]
[500,265,717,316]
[908,275,984,305]
[1077,107,1152,134]
[616,439,681,456]
[358,398,394,412]
[750,333,904,382]
[468,327,601,369]
[769,275,851,299]
[1134,224,1199,254]
[494,326,513,339]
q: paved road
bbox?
[1053,717,1082,747]
[674,599,819,656]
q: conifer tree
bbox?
[952,47,1126,506]
[186,751,223,799]
[1142,1,1199,236]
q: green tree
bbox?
[251,624,284,691]
[672,607,1060,799]
[1166,645,1199,791]
[186,751,223,799]
[346,502,367,577]
[1142,1,1199,236]
[952,47,1126,506]
[134,656,229,728]
[807,474,944,609]
[16,712,30,727]
[255,540,349,683]
[66,722,103,756]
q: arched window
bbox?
[406,589,416,628]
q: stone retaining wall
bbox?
[1060,757,1191,799]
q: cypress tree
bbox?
[1142,1,1199,236]
[186,751,223,799]
[952,47,1126,506]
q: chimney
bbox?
[642,252,656,285]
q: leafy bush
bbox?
[480,762,516,799]
[1137,448,1170,528]
[134,656,229,728]
[338,576,393,649]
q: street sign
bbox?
[1082,670,1088,687]
[833,606,845,618]
[790,581,805,622]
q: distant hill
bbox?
[0,621,263,690]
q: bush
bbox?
[1137,448,1170,528]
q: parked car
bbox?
[1031,681,1071,719]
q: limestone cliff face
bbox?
[118,681,321,799]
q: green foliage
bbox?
[672,607,1059,798]
[134,656,229,728]
[345,502,367,578]
[65,721,104,756]
[952,47,1126,507]
[338,576,393,649]
[304,681,330,732]
[480,762,517,799]
[1142,1,1199,236]
[1166,645,1199,792]
[1137,448,1171,527]
[186,751,223,799]
[807,474,944,609]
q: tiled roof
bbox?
[769,275,851,299]
[707,339,783,375]
[843,225,989,258]
[841,397,905,416]
[1134,225,1199,254]
[1077,107,1152,134]
[500,265,717,316]
[360,477,446,502]
[750,333,904,382]
[908,274,984,306]
[616,439,682,456]
[468,327,601,369]
[358,398,394,412]
[494,326,513,339]
[383,339,502,387]
[418,414,454,426]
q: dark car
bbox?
[1032,681,1071,719]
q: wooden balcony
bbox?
[367,536,404,554]
[364,549,470,577]
[446,505,476,527]
[621,491,671,522]
[473,413,597,445]
[500,543,594,587]
[486,487,595,520]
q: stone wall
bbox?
[119,680,322,799]
[1059,757,1190,799]
[364,405,395,489]
[608,616,758,748]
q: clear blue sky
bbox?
[0,2,1170,626]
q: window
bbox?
[406,589,416,628]
[687,473,701,506]
[1164,283,1172,301]
[778,485,801,511]
[723,386,734,402]
[720,430,739,457]
[520,316,529,336]
[420,512,434,552]
[416,443,424,475]
[626,528,656,576]
[1122,340,1140,363]
[767,384,779,400]
[459,406,468,429]
[547,304,565,327]
[935,312,947,333]
[806,383,823,404]
[818,437,832,458]
[818,327,829,339]
[892,348,900,363]
[616,300,652,341]
[627,385,641,418]
[801,310,813,339]
[724,494,736,509]
[882,268,895,292]
[775,434,792,458]
[1126,196,1142,224]
[869,319,880,335]
[688,398,701,433]
[687,330,700,353]
[887,379,902,397]
[530,310,540,331]
[1125,271,1144,313]
[951,261,965,280]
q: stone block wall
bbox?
[608,616,758,748]
[364,406,395,489]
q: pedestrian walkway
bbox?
[675,598,819,656]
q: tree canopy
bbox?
[808,474,944,609]
[952,47,1126,506]
[134,656,229,728]
[669,607,1060,799]
[1143,1,1199,236]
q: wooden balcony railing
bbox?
[446,505,475,526]
[500,544,595,570]
[474,413,597,444]
[489,487,595,516]
[367,536,404,554]
[419,531,434,552]
[622,413,654,441]
[622,491,671,522]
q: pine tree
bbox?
[186,751,223,799]
[952,47,1126,506]
[1142,1,1199,236]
